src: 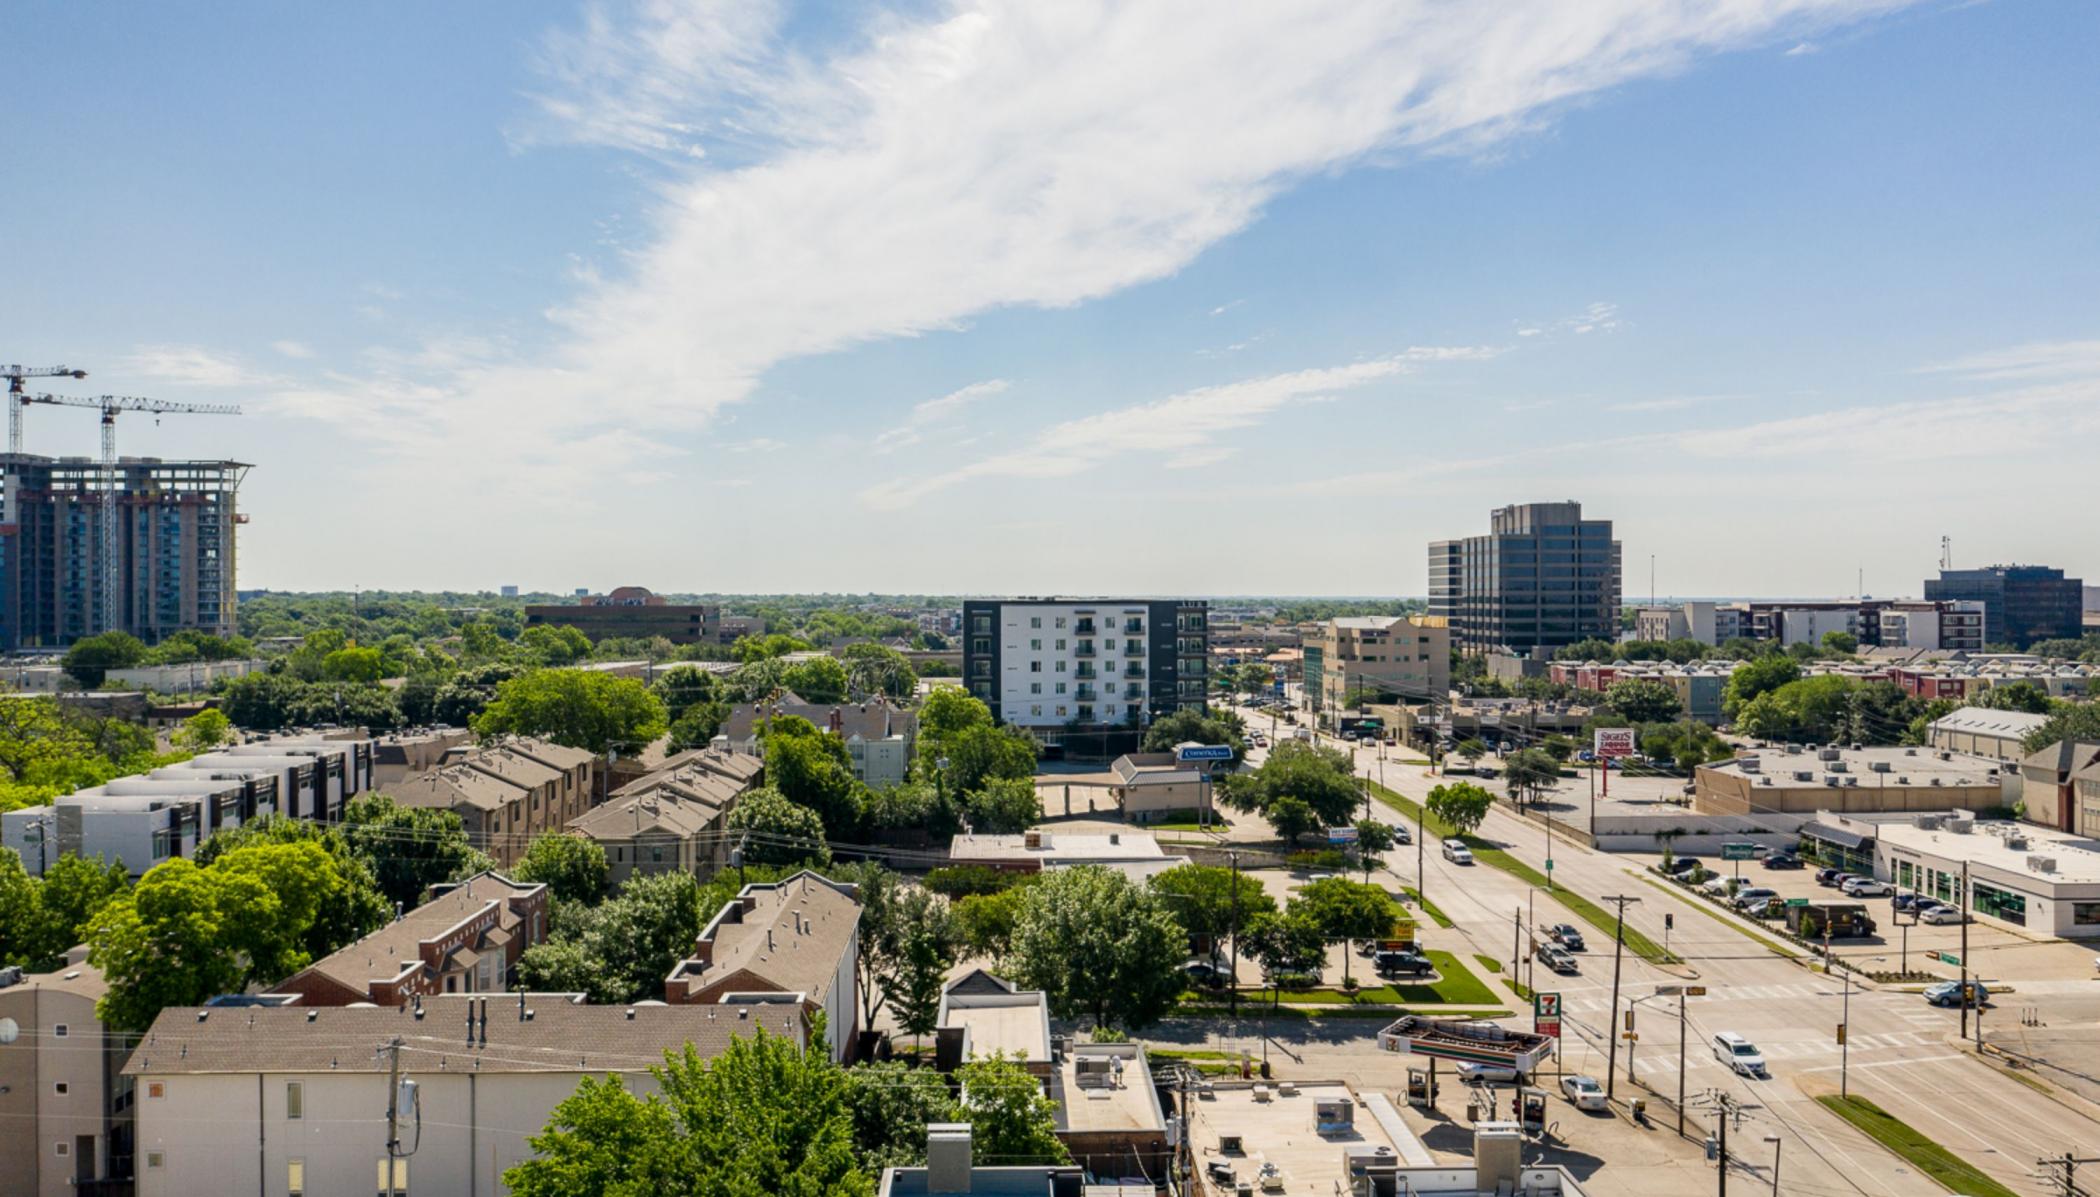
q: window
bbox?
[1030,682,1041,694]
[1030,639,1041,650]
[146,1151,164,1170]
[1055,639,1066,651]
[2074,902,2100,927]
[1055,682,1066,695]
[377,1158,409,1195]
[146,1081,163,1099]
[1029,616,1041,628]
[1030,705,1043,717]
[1055,706,1067,717]
[1029,661,1041,673]
[1055,617,1067,629]
[289,1159,306,1197]
[54,1141,69,1158]
[288,1081,304,1120]
[1105,638,1116,649]
[54,1081,68,1096]
[1055,661,1067,673]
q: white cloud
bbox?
[724,436,785,453]
[1606,393,1730,413]
[122,345,279,388]
[1918,339,2100,382]
[1785,40,1818,54]
[1568,301,1622,335]
[278,0,1917,500]
[873,379,1010,454]
[271,340,315,359]
[859,347,1491,509]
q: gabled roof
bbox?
[464,746,563,790]
[672,871,861,999]
[505,737,596,772]
[272,872,542,998]
[2021,739,2100,777]
[384,764,526,813]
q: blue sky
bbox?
[5,1,2095,597]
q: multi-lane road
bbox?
[1229,706,2099,1196]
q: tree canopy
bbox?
[1219,739,1359,842]
[1008,865,1188,1031]
[1425,781,1494,837]
[1147,863,1277,943]
[474,669,669,754]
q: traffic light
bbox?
[1664,913,1674,931]
[1624,1010,1635,1031]
[1836,1023,1847,1045]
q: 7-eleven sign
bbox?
[1533,991,1562,1038]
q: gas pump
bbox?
[1405,1067,1438,1108]
[1518,1088,1548,1135]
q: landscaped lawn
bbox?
[1814,1096,2019,1197]
[1232,949,1498,1007]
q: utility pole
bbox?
[1678,987,1691,1137]
[1838,967,1852,1098]
[1960,858,1972,1040]
[380,1037,404,1197]
[1602,894,1640,1101]
[1228,849,1242,1020]
[2037,1153,2100,1197]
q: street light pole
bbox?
[1602,895,1640,1102]
[1762,1135,1782,1197]
[1228,849,1242,1021]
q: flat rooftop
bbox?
[1052,1044,1165,1134]
[1706,745,2009,785]
[939,991,1051,1066]
[950,832,1165,863]
[1879,820,2100,885]
[1186,1083,1398,1197]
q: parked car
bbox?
[1442,842,1475,865]
[1919,905,1967,925]
[1375,950,1435,978]
[1560,1074,1608,1111]
[1762,853,1803,870]
[1548,924,1586,951]
[1824,872,1858,891]
[1842,878,1892,898]
[1181,961,1231,988]
[1731,887,1778,910]
[1456,1061,1521,1086]
[1536,945,1579,974]
[1815,868,1847,887]
[1712,1032,1767,1077]
[1891,892,1931,913]
[1699,875,1735,896]
[1924,980,1989,1007]
[1663,855,1702,875]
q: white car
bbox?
[1456,1061,1519,1086]
[1730,887,1778,909]
[1919,905,1966,925]
[1559,1074,1607,1111]
[1699,876,1735,896]
[1842,878,1891,898]
[1712,1032,1766,1077]
[1442,841,1475,866]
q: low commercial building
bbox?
[1049,1042,1170,1181]
[570,749,761,883]
[1926,707,2051,764]
[267,872,548,1005]
[948,830,1167,873]
[1694,745,2011,817]
[524,585,722,643]
[877,1124,1087,1197]
[716,694,918,789]
[0,958,134,1197]
[125,999,806,1197]
[663,871,861,1061]
[1107,753,1211,825]
[1875,815,2100,938]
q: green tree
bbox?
[320,645,387,683]
[340,794,485,909]
[957,1054,1069,1165]
[1147,863,1277,944]
[1454,738,1488,764]
[839,644,918,701]
[18,852,130,968]
[1240,907,1328,1000]
[63,630,147,686]
[503,1072,697,1197]
[519,624,592,666]
[474,669,669,754]
[783,655,851,704]
[888,894,959,1050]
[1293,877,1399,986]
[1974,680,2052,714]
[1425,781,1493,837]
[1552,637,1619,663]
[954,884,1034,959]
[1502,748,1562,807]
[765,723,864,838]
[514,833,610,906]
[1352,819,1397,879]
[917,688,994,739]
[192,815,388,959]
[1219,740,1358,841]
[171,707,234,753]
[726,787,833,866]
[1139,708,1247,763]
[1821,630,1859,655]
[1604,678,1682,724]
[87,860,250,1031]
[844,1061,957,1169]
[2022,702,2100,755]
[651,1027,874,1197]
[929,724,1038,799]
[963,776,1041,835]
[0,848,42,967]
[732,633,818,663]
[1724,656,1802,715]
[1009,866,1185,1031]
[513,938,598,996]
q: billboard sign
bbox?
[1593,728,1636,759]
[1175,744,1235,763]
[1327,825,1360,845]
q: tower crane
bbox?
[3,365,90,453]
[25,392,240,634]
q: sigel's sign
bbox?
[1593,728,1636,758]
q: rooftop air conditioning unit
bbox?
[1846,777,1859,787]
[2027,855,2057,874]
[1905,748,1918,756]
[1023,830,1045,850]
[1851,743,1864,752]
[1830,762,1849,773]
[1818,748,1841,762]
[1915,814,1943,830]
[1760,778,1774,786]
[1794,771,1815,782]
[1824,776,1840,787]
[1930,778,1943,786]
[1739,758,1761,773]
[2004,836,2028,851]
[1870,761,1892,773]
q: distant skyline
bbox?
[6,1,2096,596]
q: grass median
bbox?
[1814,1096,2019,1197]
[1406,887,1454,928]
[1369,781,1679,965]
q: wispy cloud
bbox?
[271,340,314,360]
[1606,393,1731,413]
[860,347,1495,509]
[724,436,785,453]
[1918,339,2100,382]
[274,0,1918,500]
[873,379,1011,454]
[1785,40,1819,55]
[122,345,279,388]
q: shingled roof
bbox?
[667,871,860,1002]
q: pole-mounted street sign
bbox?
[1176,744,1235,763]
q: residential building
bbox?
[1428,501,1621,656]
[381,738,595,867]
[1694,745,2012,817]
[0,454,247,650]
[1046,1041,1170,1181]
[1879,600,1986,651]
[961,598,1209,730]
[1107,753,1211,825]
[877,1125,1086,1197]
[125,998,806,1197]
[369,727,474,786]
[1927,564,2085,648]
[715,694,917,788]
[268,872,548,1005]
[935,974,1053,1077]
[663,870,862,1061]
[1548,660,1736,724]
[0,958,134,1197]
[1873,815,2100,938]
[524,585,721,644]
[2018,740,2100,835]
[570,748,762,883]
[1926,707,2051,764]
[1307,614,1450,712]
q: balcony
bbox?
[1074,686,1098,702]
[1074,642,1095,658]
[1075,619,1097,635]
[1074,664,1097,679]
[1124,642,1146,657]
[1123,620,1145,634]
[1123,664,1145,678]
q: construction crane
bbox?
[3,365,90,453]
[25,392,240,634]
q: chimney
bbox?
[925,1123,972,1193]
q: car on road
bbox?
[1919,905,1967,925]
[1536,945,1579,974]
[1924,980,1989,1007]
[1456,1061,1521,1086]
[1375,950,1435,978]
[1559,1074,1608,1111]
[1548,924,1586,951]
[1391,824,1412,845]
[1711,1032,1767,1077]
[1761,853,1803,870]
[1730,887,1778,910]
[1841,878,1892,898]
[1442,842,1475,865]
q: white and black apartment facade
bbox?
[962,598,1208,729]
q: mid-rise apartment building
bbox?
[1429,501,1621,656]
[524,585,721,644]
[379,737,597,867]
[0,454,246,649]
[0,959,134,1197]
[1927,564,2084,648]
[961,598,1208,729]
[1307,615,1450,711]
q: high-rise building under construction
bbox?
[0,454,248,649]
